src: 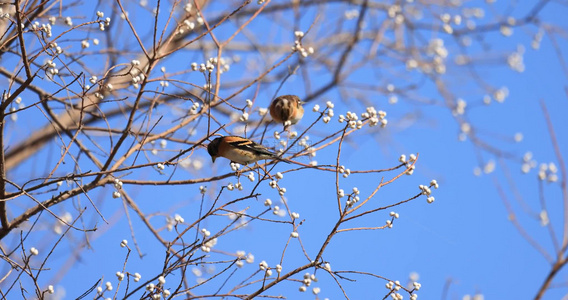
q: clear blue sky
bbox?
[3,1,568,299]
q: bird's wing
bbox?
[227,138,276,158]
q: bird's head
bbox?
[207,137,222,163]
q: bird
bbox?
[207,136,283,165]
[269,95,304,127]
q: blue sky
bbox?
[2,0,568,299]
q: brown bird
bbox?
[207,136,281,165]
[269,95,304,126]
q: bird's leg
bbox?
[282,120,293,132]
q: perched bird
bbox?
[269,95,304,126]
[207,136,282,165]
